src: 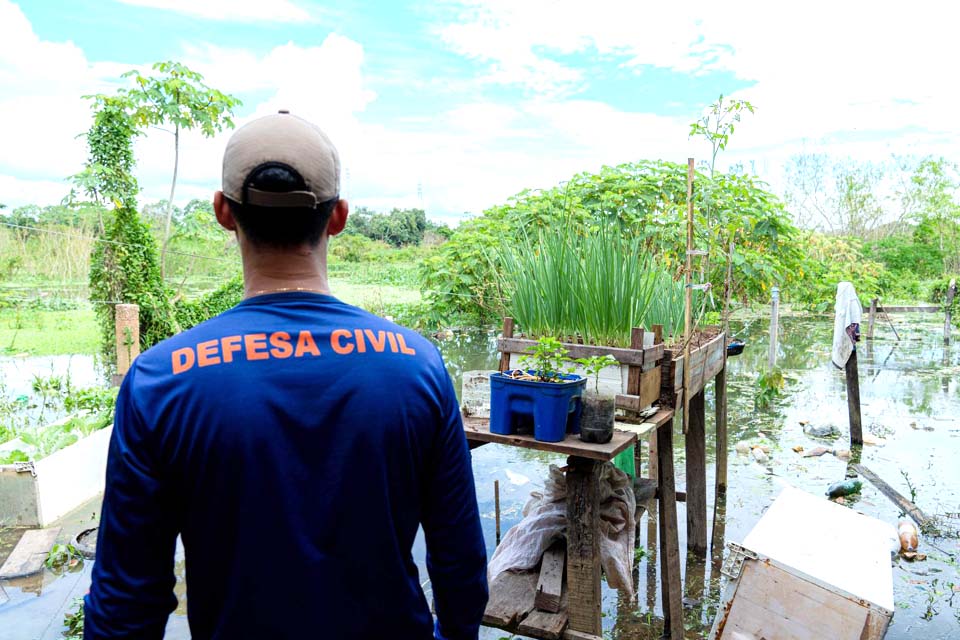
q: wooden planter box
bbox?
[497,326,665,413]
[660,330,726,408]
[0,426,113,527]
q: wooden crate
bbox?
[659,330,725,407]
[709,487,894,640]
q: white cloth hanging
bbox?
[831,281,863,369]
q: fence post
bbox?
[867,298,878,340]
[768,286,780,369]
[845,349,863,446]
[114,304,140,385]
[945,279,956,345]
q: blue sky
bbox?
[1,0,956,223]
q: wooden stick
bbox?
[768,287,779,369]
[867,298,877,340]
[499,317,514,372]
[565,457,602,635]
[657,416,684,639]
[883,307,901,341]
[845,349,863,446]
[683,158,694,435]
[495,479,501,545]
[850,463,930,528]
[945,279,956,345]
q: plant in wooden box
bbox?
[571,354,618,444]
[489,337,586,443]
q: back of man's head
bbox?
[221,110,340,248]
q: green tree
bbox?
[689,94,756,331]
[122,61,241,274]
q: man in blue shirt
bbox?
[85,111,488,639]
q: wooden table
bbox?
[464,409,684,640]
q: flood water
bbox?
[436,314,960,639]
[1,315,958,638]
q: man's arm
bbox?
[421,370,488,640]
[85,366,179,639]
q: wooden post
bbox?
[722,239,734,337]
[714,350,728,496]
[565,457,602,636]
[767,287,779,369]
[499,317,514,372]
[683,158,694,435]
[867,298,878,340]
[945,279,956,345]
[657,417,684,640]
[115,303,140,381]
[494,479,501,546]
[685,390,707,557]
[628,327,644,475]
[647,325,664,482]
[845,349,863,446]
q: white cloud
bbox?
[115,0,313,23]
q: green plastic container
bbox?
[613,446,636,479]
[826,479,863,498]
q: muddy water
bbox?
[1,317,957,638]
[436,315,960,639]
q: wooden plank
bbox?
[565,457,602,636]
[686,390,707,557]
[721,560,870,640]
[0,527,61,578]
[638,367,661,408]
[498,337,662,368]
[613,421,656,439]
[626,327,644,395]
[657,416,684,640]
[499,317,515,372]
[850,463,930,528]
[519,609,568,640]
[484,570,538,628]
[867,298,877,340]
[715,358,728,495]
[845,350,863,446]
[562,630,603,640]
[702,333,725,382]
[463,416,636,462]
[535,541,565,613]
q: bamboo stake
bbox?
[683,158,694,435]
[494,479,501,545]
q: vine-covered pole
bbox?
[114,304,140,384]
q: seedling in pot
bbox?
[515,337,571,382]
[570,354,618,394]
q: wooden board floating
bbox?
[0,527,61,579]
[851,463,930,528]
[462,416,637,462]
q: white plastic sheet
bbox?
[487,463,636,597]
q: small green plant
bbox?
[570,354,618,393]
[517,337,571,382]
[63,598,84,639]
[21,424,79,460]
[754,368,785,409]
[45,543,83,571]
[0,449,29,465]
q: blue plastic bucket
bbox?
[489,371,586,442]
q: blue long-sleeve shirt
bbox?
[85,292,488,639]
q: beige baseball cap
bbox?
[222,110,340,208]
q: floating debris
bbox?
[752,447,769,464]
[802,446,831,458]
[792,445,804,453]
[898,520,919,552]
[735,441,751,454]
[826,479,863,498]
[804,423,841,439]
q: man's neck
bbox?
[240,240,331,299]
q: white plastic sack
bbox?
[487,463,636,597]
[831,281,862,369]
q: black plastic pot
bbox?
[579,391,615,444]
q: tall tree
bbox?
[123,61,241,275]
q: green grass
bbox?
[0,307,99,356]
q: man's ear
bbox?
[326,199,349,237]
[213,191,237,232]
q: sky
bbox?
[0,0,957,224]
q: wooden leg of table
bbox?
[566,456,602,636]
[657,418,684,640]
[686,390,707,557]
[714,363,728,496]
[646,428,658,481]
